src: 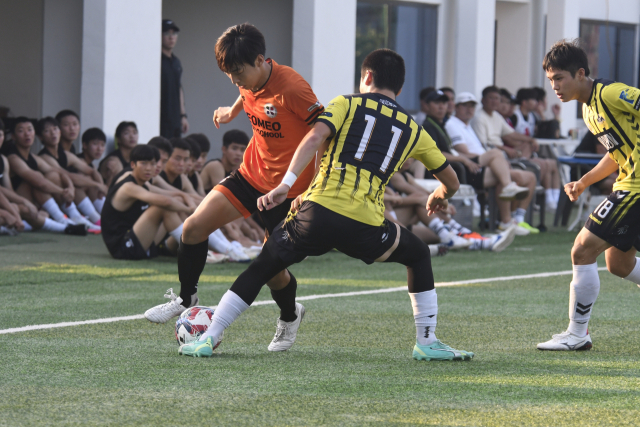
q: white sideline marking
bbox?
[0,268,607,335]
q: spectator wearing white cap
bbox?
[446,92,537,234]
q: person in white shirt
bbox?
[447,93,537,234]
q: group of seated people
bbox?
[0,111,261,263]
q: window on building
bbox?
[578,20,637,117]
[355,1,438,112]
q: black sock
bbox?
[271,272,298,322]
[178,238,208,305]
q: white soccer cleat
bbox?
[268,302,305,352]
[537,330,592,351]
[499,182,530,201]
[144,288,197,324]
[499,220,530,236]
[489,224,516,252]
[226,245,251,262]
[443,232,473,249]
[428,244,449,257]
[206,251,228,264]
[243,246,262,259]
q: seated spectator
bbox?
[101,145,192,260]
[4,117,86,235]
[498,88,517,127]
[201,129,248,193]
[184,136,205,195]
[445,92,538,234]
[439,87,455,123]
[512,89,538,137]
[36,117,104,228]
[159,138,200,198]
[532,86,561,139]
[572,131,617,194]
[99,121,139,187]
[187,133,210,176]
[472,85,560,210]
[79,128,107,169]
[55,110,80,154]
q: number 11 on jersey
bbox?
[355,114,402,174]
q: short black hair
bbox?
[55,110,79,123]
[147,136,173,156]
[130,144,160,163]
[13,117,35,131]
[543,39,590,77]
[499,88,516,104]
[361,49,405,95]
[222,129,250,148]
[439,87,455,95]
[215,23,266,73]
[532,86,547,102]
[35,117,59,136]
[82,128,106,145]
[187,133,210,154]
[185,137,202,159]
[482,86,501,99]
[169,137,191,154]
[419,87,435,102]
[515,88,537,105]
[0,118,4,132]
[115,121,137,141]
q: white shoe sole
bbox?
[268,303,305,352]
[537,335,592,351]
[491,226,516,252]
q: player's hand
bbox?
[291,194,304,212]
[504,146,518,159]
[464,158,480,174]
[181,116,189,134]
[212,107,234,129]
[551,104,561,118]
[62,188,74,204]
[426,193,449,216]
[257,183,289,211]
[564,181,586,202]
[447,203,457,216]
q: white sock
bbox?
[468,237,494,251]
[552,188,560,203]
[208,229,231,253]
[41,198,66,222]
[168,223,183,242]
[545,188,556,205]
[428,217,451,241]
[513,208,527,224]
[22,220,33,232]
[62,202,82,221]
[448,219,471,235]
[409,290,438,345]
[624,258,640,284]
[41,217,67,233]
[567,262,600,337]
[77,197,101,223]
[93,197,105,214]
[201,290,250,341]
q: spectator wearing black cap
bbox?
[161,19,188,139]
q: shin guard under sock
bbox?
[178,238,208,304]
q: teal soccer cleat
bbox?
[178,336,221,357]
[413,340,474,361]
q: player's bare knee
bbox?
[182,216,205,244]
[571,241,598,265]
[266,270,289,290]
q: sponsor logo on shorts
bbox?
[307,101,321,112]
[282,230,290,242]
[381,231,388,243]
[264,103,277,118]
[125,239,134,248]
[617,225,629,235]
[141,204,149,211]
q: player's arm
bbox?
[121,183,192,213]
[147,182,197,211]
[67,151,105,184]
[180,174,201,199]
[201,161,226,189]
[564,155,618,202]
[212,95,244,129]
[427,166,460,215]
[8,155,66,196]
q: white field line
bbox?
[0,267,607,335]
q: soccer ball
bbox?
[175,306,216,345]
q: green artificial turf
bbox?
[0,230,639,426]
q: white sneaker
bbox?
[499,182,530,201]
[144,288,198,324]
[442,232,473,249]
[537,330,592,351]
[206,251,228,264]
[499,221,529,236]
[489,225,516,252]
[73,216,101,231]
[243,246,262,259]
[428,244,449,257]
[226,245,251,262]
[268,302,305,352]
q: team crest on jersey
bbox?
[264,103,277,118]
[619,89,635,105]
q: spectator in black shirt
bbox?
[161,19,188,138]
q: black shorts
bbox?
[107,229,159,260]
[215,170,294,235]
[465,157,485,191]
[267,201,398,265]
[584,190,640,252]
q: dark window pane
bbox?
[617,26,635,86]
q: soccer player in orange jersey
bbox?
[145,23,324,351]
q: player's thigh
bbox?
[132,206,166,249]
[605,246,638,278]
[15,182,35,202]
[182,189,243,243]
[483,167,498,188]
[572,227,611,265]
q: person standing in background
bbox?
[161,19,189,139]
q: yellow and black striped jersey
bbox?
[299,93,448,226]
[582,79,640,192]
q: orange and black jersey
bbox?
[299,93,448,226]
[583,79,640,192]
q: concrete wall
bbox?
[162,0,293,159]
[0,0,44,119]
[495,0,533,93]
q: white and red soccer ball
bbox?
[175,306,216,345]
